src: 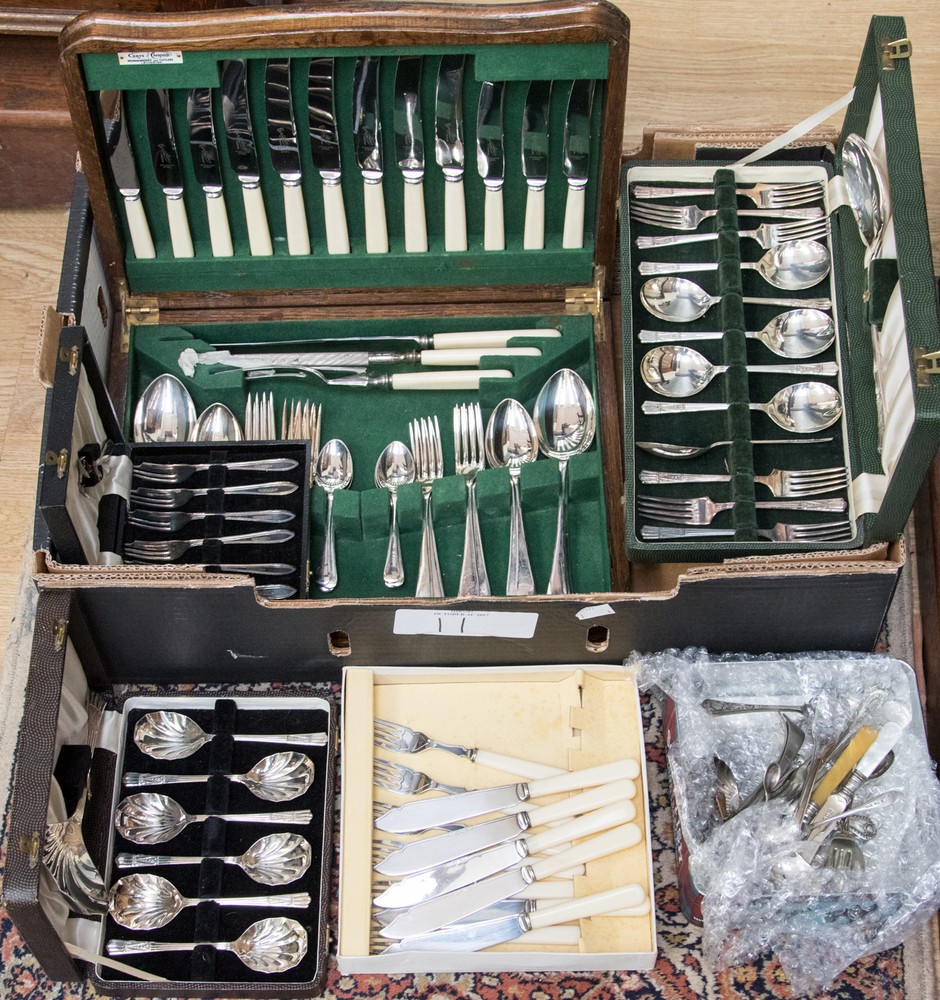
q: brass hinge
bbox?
[45,448,69,479]
[565,266,605,315]
[122,295,160,353]
[914,347,939,387]
[58,343,81,376]
[18,832,41,868]
[52,617,69,651]
[882,37,912,68]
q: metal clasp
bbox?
[18,832,41,868]
[45,448,69,479]
[882,37,912,68]
[914,347,940,387]
[58,343,80,376]
[53,618,69,651]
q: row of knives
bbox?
[107,56,597,260]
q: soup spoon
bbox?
[640,276,831,323]
[640,346,838,398]
[642,381,843,433]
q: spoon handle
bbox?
[638,329,723,344]
[642,401,728,415]
[115,852,204,868]
[755,498,846,512]
[546,459,571,595]
[213,891,311,908]
[415,484,445,598]
[639,471,730,486]
[195,810,314,825]
[506,469,536,596]
[638,261,720,276]
[742,295,831,310]
[383,489,405,588]
[746,362,839,377]
[316,490,338,592]
[124,772,212,787]
[232,732,328,746]
[636,232,717,249]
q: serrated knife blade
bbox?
[521,79,551,250]
[562,78,595,249]
[308,57,349,255]
[435,54,466,251]
[476,80,505,251]
[394,55,427,253]
[107,92,155,259]
[145,89,194,258]
[187,86,233,257]
[353,55,389,254]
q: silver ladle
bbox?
[134,710,328,760]
[640,276,831,323]
[114,831,312,886]
[642,381,843,433]
[108,873,311,930]
[123,751,314,803]
[638,239,831,290]
[374,441,415,589]
[107,915,308,973]
[640,345,838,398]
[114,792,313,845]
[635,436,834,460]
[639,307,836,359]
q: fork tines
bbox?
[631,180,825,208]
[245,392,276,441]
[453,402,484,474]
[409,415,444,481]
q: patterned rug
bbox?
[0,540,937,1000]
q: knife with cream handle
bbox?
[376,757,640,834]
[477,80,506,250]
[562,79,595,249]
[265,58,310,255]
[187,87,233,257]
[146,89,194,258]
[108,93,155,259]
[435,55,467,251]
[245,369,515,391]
[214,329,561,351]
[394,55,427,253]
[353,56,388,253]
[521,80,551,250]
[380,823,643,938]
[308,57,349,254]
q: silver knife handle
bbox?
[240,182,274,256]
[166,195,194,258]
[282,180,311,255]
[523,182,546,250]
[363,177,389,253]
[632,185,716,199]
[483,184,505,251]
[321,179,351,254]
[403,177,429,253]
[205,191,234,257]
[562,182,586,249]
[122,192,156,259]
[444,174,467,252]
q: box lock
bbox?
[18,832,41,868]
[45,448,69,479]
[58,343,80,376]
[53,618,69,651]
[882,37,912,68]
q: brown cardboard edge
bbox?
[36,306,68,389]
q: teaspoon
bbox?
[639,308,835,360]
[642,381,843,433]
[107,915,309,973]
[640,345,838,398]
[108,873,310,930]
[638,240,831,290]
[133,374,198,443]
[374,441,415,588]
[315,438,354,592]
[115,831,312,886]
[635,436,834,460]
[640,276,831,323]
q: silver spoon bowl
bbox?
[315,438,354,592]
[748,239,831,289]
[133,374,198,443]
[842,133,890,251]
[640,276,829,323]
[192,402,244,441]
[374,441,415,588]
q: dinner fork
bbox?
[630,202,822,231]
[130,481,299,509]
[373,758,468,796]
[636,494,846,526]
[124,528,294,562]
[373,718,563,779]
[134,457,298,484]
[453,402,490,596]
[641,521,853,543]
[245,392,276,440]
[127,508,296,532]
[637,218,828,251]
[631,180,825,208]
[638,466,848,498]
[409,415,445,598]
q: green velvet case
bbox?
[621,15,940,563]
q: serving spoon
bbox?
[640,276,831,323]
[841,133,891,253]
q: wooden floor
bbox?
[0,1,939,677]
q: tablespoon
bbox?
[639,307,836,359]
[635,436,834,460]
[315,439,353,592]
[638,240,831,290]
[107,916,308,973]
[134,710,328,760]
[115,793,313,845]
[115,832,312,886]
[374,441,415,588]
[640,277,831,323]
[640,345,838,398]
[642,381,843,433]
[108,873,310,929]
[123,751,314,802]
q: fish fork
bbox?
[636,218,829,250]
[373,718,563,779]
[453,402,490,596]
[373,758,468,796]
[130,481,299,509]
[127,509,296,532]
[636,494,846,525]
[640,520,854,543]
[630,202,822,231]
[638,465,848,498]
[134,457,298,484]
[409,415,445,598]
[631,180,825,208]
[124,528,294,563]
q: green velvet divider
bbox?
[127,313,610,597]
[89,46,607,292]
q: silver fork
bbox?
[373,757,467,796]
[640,520,853,543]
[638,466,848,498]
[127,508,296,532]
[636,218,829,251]
[631,180,825,208]
[134,457,298,484]
[636,494,846,525]
[245,392,276,440]
[409,415,445,598]
[124,528,294,562]
[630,202,822,231]
[453,402,489,596]
[130,481,298,509]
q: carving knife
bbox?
[435,54,467,251]
[476,80,506,251]
[146,89,194,258]
[187,86,233,257]
[379,822,642,939]
[107,93,155,259]
[562,79,595,248]
[212,328,562,350]
[375,757,641,833]
[265,58,311,255]
[220,59,273,256]
[308,57,349,254]
[373,799,636,908]
[394,55,427,252]
[353,55,388,253]
[521,79,552,250]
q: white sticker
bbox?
[575,603,616,621]
[118,51,184,66]
[394,608,539,639]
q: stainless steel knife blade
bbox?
[107,92,155,259]
[476,80,506,251]
[353,55,388,253]
[562,78,595,248]
[434,54,466,251]
[394,55,427,252]
[220,59,272,256]
[521,79,552,250]
[264,58,311,255]
[187,87,233,257]
[308,57,349,254]
[146,89,194,258]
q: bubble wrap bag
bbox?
[637,648,940,996]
